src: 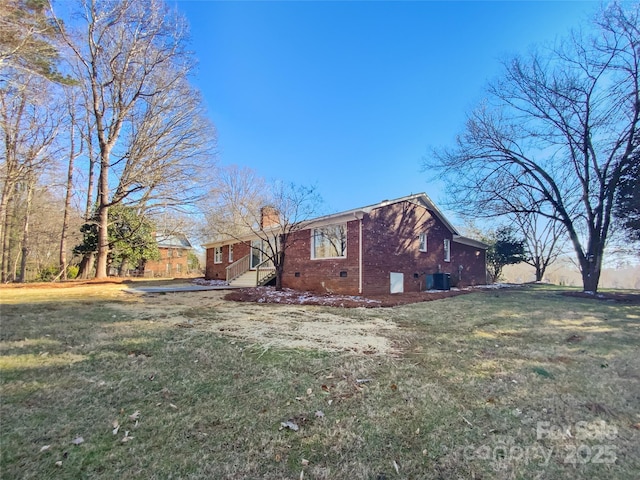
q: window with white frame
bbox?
[444,238,451,262]
[214,246,222,264]
[228,244,234,263]
[312,224,347,259]
[419,232,428,252]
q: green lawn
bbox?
[1,284,638,479]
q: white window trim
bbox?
[228,244,234,263]
[419,232,428,252]
[444,238,451,262]
[214,246,222,264]
[311,224,347,260]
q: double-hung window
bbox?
[419,232,428,252]
[214,246,223,264]
[228,244,234,263]
[312,224,347,259]
[444,239,451,262]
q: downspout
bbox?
[354,211,365,294]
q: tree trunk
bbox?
[78,252,94,279]
[0,203,11,283]
[1,191,16,282]
[94,147,111,278]
[118,259,128,277]
[60,116,77,281]
[0,178,12,267]
[18,180,34,282]
[580,256,602,293]
[95,205,109,278]
[534,262,544,282]
[274,245,285,291]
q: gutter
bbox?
[354,211,365,294]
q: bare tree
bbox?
[427,3,639,292]
[53,0,216,279]
[0,73,60,282]
[59,86,85,280]
[111,74,216,214]
[204,166,322,290]
[510,210,566,282]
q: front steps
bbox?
[229,270,258,287]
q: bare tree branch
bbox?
[426,2,639,292]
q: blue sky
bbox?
[175,0,599,216]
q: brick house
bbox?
[204,193,487,295]
[143,232,193,277]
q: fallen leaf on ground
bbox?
[40,445,50,452]
[315,410,325,418]
[55,461,62,467]
[71,437,84,445]
[169,404,178,409]
[129,411,140,421]
[301,459,309,466]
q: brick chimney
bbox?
[260,206,280,229]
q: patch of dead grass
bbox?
[1,282,638,479]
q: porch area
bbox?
[226,254,276,287]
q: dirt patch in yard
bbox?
[224,286,472,307]
[112,290,400,355]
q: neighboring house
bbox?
[143,232,193,277]
[203,193,487,295]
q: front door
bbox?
[250,240,263,269]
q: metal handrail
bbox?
[225,254,251,282]
[255,257,276,285]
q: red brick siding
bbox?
[450,241,487,286]
[281,201,486,295]
[281,221,360,294]
[205,200,487,293]
[361,201,454,295]
[144,247,190,277]
[205,242,251,280]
